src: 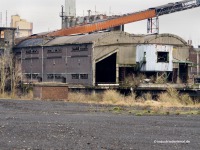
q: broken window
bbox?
[157,52,169,63]
[55,74,62,79]
[25,73,31,79]
[26,49,39,54]
[32,73,39,79]
[72,44,88,51]
[47,49,62,53]
[80,74,88,79]
[47,74,54,79]
[47,74,62,79]
[72,74,79,79]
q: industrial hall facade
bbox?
[13,31,192,87]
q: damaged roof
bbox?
[15,38,47,48]
[15,32,113,48]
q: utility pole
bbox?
[0,12,2,27]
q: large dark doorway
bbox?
[96,53,116,84]
[179,63,188,83]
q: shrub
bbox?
[124,73,146,88]
[102,90,123,104]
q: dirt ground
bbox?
[0,99,199,150]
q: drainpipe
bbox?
[42,45,44,82]
[197,51,199,77]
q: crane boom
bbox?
[47,0,200,37]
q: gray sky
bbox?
[0,0,200,47]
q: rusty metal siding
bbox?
[189,48,200,76]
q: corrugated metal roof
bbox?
[143,33,187,45]
[45,32,109,46]
[15,38,45,48]
[15,32,111,48]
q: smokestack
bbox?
[87,10,91,17]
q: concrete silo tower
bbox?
[61,0,76,28]
[65,0,76,17]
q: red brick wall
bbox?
[33,86,68,100]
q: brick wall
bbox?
[33,85,68,100]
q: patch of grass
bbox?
[0,93,11,99]
[135,113,143,116]
[112,106,124,113]
[67,88,199,116]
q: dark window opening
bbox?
[47,74,54,79]
[32,74,39,79]
[96,53,116,84]
[72,45,88,51]
[55,74,62,79]
[157,52,169,63]
[25,74,31,79]
[194,78,200,83]
[25,73,39,79]
[47,74,62,79]
[47,49,62,53]
[5,41,9,44]
[72,74,79,79]
[26,49,39,54]
[80,74,88,79]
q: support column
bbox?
[147,16,159,34]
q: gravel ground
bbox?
[0,99,199,150]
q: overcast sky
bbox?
[0,0,200,47]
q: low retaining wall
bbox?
[33,83,68,100]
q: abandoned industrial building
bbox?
[13,31,192,87]
[0,27,16,55]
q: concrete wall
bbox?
[0,28,15,55]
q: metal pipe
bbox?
[197,51,199,76]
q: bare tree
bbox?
[0,53,22,97]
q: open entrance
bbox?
[179,63,188,83]
[95,53,116,84]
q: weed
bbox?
[166,111,170,115]
[112,107,123,112]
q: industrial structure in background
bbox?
[11,0,200,96]
[55,0,200,37]
[190,46,200,81]
[14,32,192,86]
[61,0,76,28]
[10,15,33,38]
[0,27,15,55]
